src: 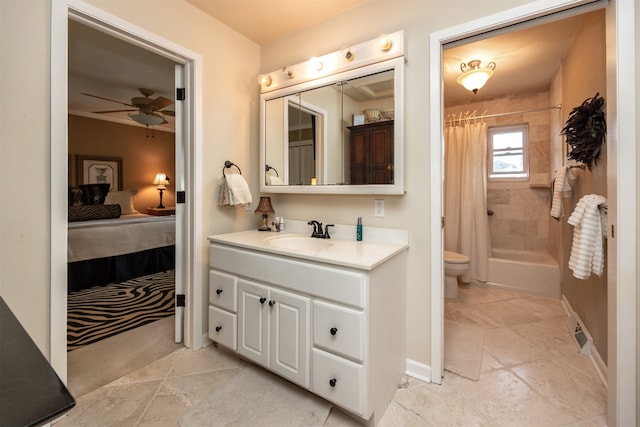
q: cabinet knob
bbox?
[268,300,276,307]
[329,378,337,387]
[259,297,267,304]
[215,325,222,332]
[216,289,223,295]
[330,327,338,336]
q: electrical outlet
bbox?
[374,199,384,217]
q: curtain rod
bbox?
[446,104,562,123]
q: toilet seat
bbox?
[444,250,470,264]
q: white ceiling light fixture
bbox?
[456,60,496,94]
[129,112,166,126]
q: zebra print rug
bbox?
[67,270,175,351]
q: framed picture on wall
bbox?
[76,155,123,191]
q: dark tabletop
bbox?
[1,298,75,426]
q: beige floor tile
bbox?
[110,347,184,386]
[393,380,490,426]
[323,407,367,426]
[508,295,568,319]
[511,355,607,420]
[484,327,553,366]
[138,368,240,427]
[170,344,245,377]
[510,317,578,357]
[454,369,578,426]
[56,380,162,426]
[473,299,545,328]
[480,350,504,373]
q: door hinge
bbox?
[441,216,445,229]
[176,88,185,101]
[177,191,186,204]
[176,294,186,307]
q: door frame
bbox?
[50,0,204,381]
[428,0,636,424]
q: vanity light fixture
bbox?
[378,34,392,51]
[258,74,272,87]
[310,57,323,71]
[456,59,496,94]
[282,66,296,79]
[343,47,355,61]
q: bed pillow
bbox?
[68,204,121,222]
[104,189,137,214]
[73,183,111,206]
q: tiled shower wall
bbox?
[445,90,553,252]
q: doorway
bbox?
[50,1,204,384]
[429,0,637,425]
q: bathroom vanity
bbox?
[207,222,408,423]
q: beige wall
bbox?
[559,11,608,362]
[68,115,176,212]
[445,90,553,252]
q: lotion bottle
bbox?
[356,217,363,241]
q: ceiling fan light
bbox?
[129,112,166,126]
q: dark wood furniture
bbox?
[147,206,176,216]
[348,120,394,185]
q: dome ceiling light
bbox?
[456,59,496,94]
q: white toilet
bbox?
[444,250,470,299]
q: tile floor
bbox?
[56,284,607,426]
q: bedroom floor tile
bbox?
[59,286,606,426]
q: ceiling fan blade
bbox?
[92,109,138,114]
[147,96,174,111]
[159,110,175,116]
[81,92,137,108]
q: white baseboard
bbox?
[405,358,432,383]
[561,294,608,388]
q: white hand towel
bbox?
[216,177,230,206]
[550,167,568,219]
[266,174,284,185]
[568,194,607,279]
[224,174,252,207]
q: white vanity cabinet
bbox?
[207,229,408,424]
[237,279,310,387]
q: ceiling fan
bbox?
[82,88,174,126]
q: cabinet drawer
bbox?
[313,301,364,362]
[312,348,363,416]
[208,306,237,350]
[209,270,237,312]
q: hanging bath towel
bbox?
[550,167,568,219]
[221,174,252,207]
[567,194,607,279]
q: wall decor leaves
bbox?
[561,92,606,170]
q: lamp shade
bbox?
[456,60,496,94]
[254,196,275,215]
[153,172,170,189]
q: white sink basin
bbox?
[264,234,333,251]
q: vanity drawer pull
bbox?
[329,378,337,387]
[259,297,267,304]
[215,325,222,332]
[268,300,276,307]
[330,327,338,336]
[216,289,223,295]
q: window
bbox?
[488,124,529,179]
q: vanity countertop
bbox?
[208,227,409,271]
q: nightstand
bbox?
[147,206,175,216]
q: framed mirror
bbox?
[260,57,405,194]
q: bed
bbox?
[67,187,176,293]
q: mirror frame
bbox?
[260,54,405,195]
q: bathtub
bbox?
[487,248,560,298]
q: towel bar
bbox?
[265,164,279,177]
[223,160,242,176]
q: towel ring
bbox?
[265,164,279,177]
[223,160,242,176]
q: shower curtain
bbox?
[444,121,491,283]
